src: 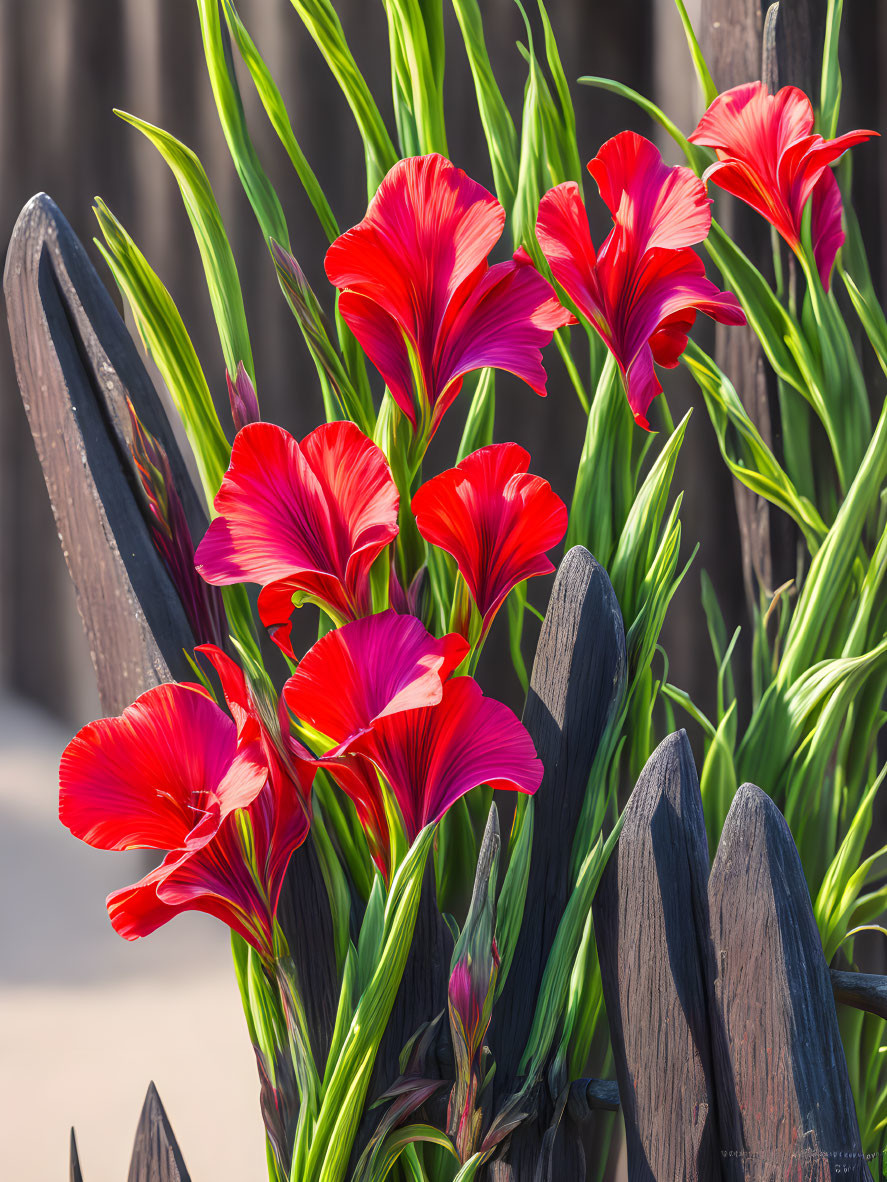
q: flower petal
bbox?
[325,154,505,340]
[588,131,712,251]
[59,683,263,852]
[433,250,573,430]
[536,182,602,326]
[353,677,542,841]
[412,444,566,629]
[810,166,845,290]
[196,421,399,640]
[283,610,469,749]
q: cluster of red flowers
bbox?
[59,85,873,960]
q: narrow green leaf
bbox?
[116,111,254,384]
[451,0,519,212]
[221,0,339,242]
[93,199,229,505]
[672,0,718,106]
[287,0,398,193]
[195,0,289,246]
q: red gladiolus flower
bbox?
[325,153,573,444]
[412,444,567,640]
[348,677,542,842]
[689,82,877,288]
[58,682,296,956]
[536,131,745,429]
[282,611,468,753]
[195,421,399,657]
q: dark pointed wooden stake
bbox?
[3,193,205,713]
[69,1129,83,1182]
[127,1083,191,1182]
[491,546,626,1179]
[5,193,340,1079]
[592,731,725,1181]
[710,783,867,1179]
[492,546,626,1098]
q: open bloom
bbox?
[412,444,567,639]
[689,82,877,288]
[58,681,303,957]
[195,421,399,657]
[325,153,573,443]
[284,613,539,849]
[536,131,745,429]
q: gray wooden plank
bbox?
[592,730,726,1181]
[492,545,627,1099]
[3,194,201,714]
[127,1083,191,1182]
[710,783,867,1180]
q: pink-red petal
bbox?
[351,677,542,841]
[59,683,264,853]
[588,131,712,252]
[412,444,566,630]
[282,610,469,749]
[195,421,399,643]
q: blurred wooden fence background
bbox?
[0,0,883,729]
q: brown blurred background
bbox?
[0,1,885,1177]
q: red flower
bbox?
[283,611,468,752]
[349,677,542,842]
[411,444,567,639]
[195,421,399,657]
[58,682,296,957]
[325,154,573,444]
[536,131,745,429]
[689,82,877,288]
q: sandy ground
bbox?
[0,694,267,1180]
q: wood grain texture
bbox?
[127,1083,191,1182]
[592,730,725,1182]
[3,193,202,714]
[492,546,627,1100]
[710,784,866,1180]
[489,546,626,1179]
[831,970,887,1021]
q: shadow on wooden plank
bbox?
[592,730,725,1181]
[127,1083,191,1182]
[710,783,867,1180]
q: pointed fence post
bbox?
[69,1130,83,1182]
[127,1083,191,1182]
[491,545,627,1179]
[709,784,867,1179]
[591,731,731,1181]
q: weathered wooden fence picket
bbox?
[7,194,887,1182]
